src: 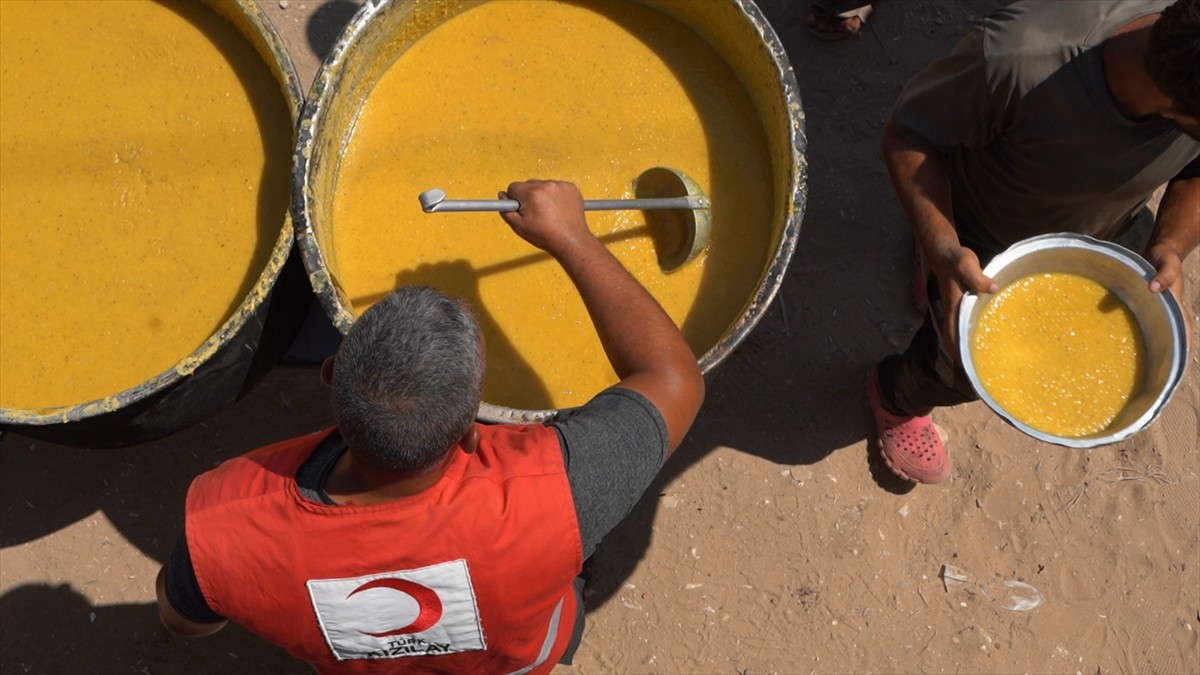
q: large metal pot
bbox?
[0,0,309,448]
[294,0,806,422]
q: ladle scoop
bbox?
[417,167,712,271]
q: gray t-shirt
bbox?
[549,387,668,558]
[891,0,1200,254]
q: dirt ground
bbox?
[2,1,1198,673]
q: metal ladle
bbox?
[417,167,712,272]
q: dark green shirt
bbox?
[891,0,1200,255]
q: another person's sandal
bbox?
[806,1,874,41]
[867,367,950,483]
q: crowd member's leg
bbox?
[878,276,979,418]
[806,0,875,40]
[869,233,1001,483]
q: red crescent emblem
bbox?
[347,578,444,637]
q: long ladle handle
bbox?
[419,188,710,213]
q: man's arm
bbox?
[1146,176,1200,298]
[155,563,228,638]
[881,117,996,344]
[499,180,704,454]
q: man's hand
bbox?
[499,180,592,257]
[497,179,704,454]
[1146,240,1185,298]
[1146,176,1198,299]
[924,242,998,347]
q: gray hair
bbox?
[331,286,485,474]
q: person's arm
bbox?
[881,117,997,344]
[155,534,229,638]
[879,24,1008,344]
[156,563,228,638]
[499,180,704,453]
[1146,175,1200,298]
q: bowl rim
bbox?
[957,232,1188,449]
[0,0,304,427]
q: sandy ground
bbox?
[2,1,1198,673]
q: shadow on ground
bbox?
[0,584,306,674]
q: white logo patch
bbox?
[307,559,485,661]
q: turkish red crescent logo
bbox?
[347,577,444,637]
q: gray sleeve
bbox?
[891,27,1001,152]
[548,388,669,558]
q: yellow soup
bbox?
[332,0,775,410]
[0,1,291,409]
[971,272,1146,437]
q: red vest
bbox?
[186,425,582,674]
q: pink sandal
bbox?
[867,368,950,483]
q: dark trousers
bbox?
[876,272,982,417]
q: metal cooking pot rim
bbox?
[957,233,1188,449]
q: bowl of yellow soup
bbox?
[958,233,1188,448]
[294,0,805,422]
[0,0,308,447]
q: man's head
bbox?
[329,286,485,475]
[1147,0,1200,132]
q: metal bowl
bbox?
[958,233,1188,448]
